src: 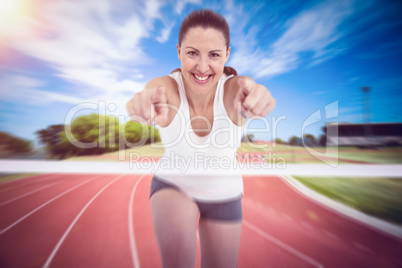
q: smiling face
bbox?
[177,27,230,96]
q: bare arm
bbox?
[126,76,179,127]
[224,75,276,126]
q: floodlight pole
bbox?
[361,87,371,123]
[361,86,371,138]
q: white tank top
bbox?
[154,71,244,202]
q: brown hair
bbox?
[172,9,237,76]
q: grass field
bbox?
[294,176,402,226]
[328,149,402,164]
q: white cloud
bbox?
[0,0,176,120]
[175,0,202,15]
[0,72,146,120]
[156,21,175,43]
[228,0,353,79]
[0,74,85,105]
[144,0,163,19]
[1,0,166,97]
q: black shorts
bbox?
[150,175,242,221]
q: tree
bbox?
[36,124,65,146]
[0,132,32,157]
[303,134,317,146]
[36,124,66,157]
[63,113,120,155]
[274,138,285,144]
[35,124,64,147]
[36,113,162,158]
[122,121,161,147]
[241,133,254,143]
[288,136,299,146]
[318,134,327,147]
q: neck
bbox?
[183,82,217,111]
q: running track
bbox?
[0,174,401,267]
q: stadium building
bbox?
[324,123,402,147]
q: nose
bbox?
[197,56,209,73]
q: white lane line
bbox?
[266,207,275,214]
[42,174,124,268]
[300,221,313,231]
[243,220,324,268]
[255,202,265,211]
[323,230,339,240]
[281,174,402,240]
[128,174,146,268]
[0,181,60,206]
[0,177,96,235]
[0,173,49,185]
[0,187,15,194]
[352,241,374,254]
[0,174,59,193]
[283,213,293,222]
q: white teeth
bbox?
[194,74,209,81]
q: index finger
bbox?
[237,77,253,94]
[150,86,166,104]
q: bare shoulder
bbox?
[224,75,244,98]
[146,75,177,93]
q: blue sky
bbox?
[0,0,401,145]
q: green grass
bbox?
[293,176,402,226]
[332,150,402,164]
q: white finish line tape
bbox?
[0,160,401,177]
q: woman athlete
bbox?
[126,9,275,268]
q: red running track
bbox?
[0,173,401,267]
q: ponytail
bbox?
[170,68,181,74]
[170,66,237,76]
[223,66,237,76]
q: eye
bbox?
[210,53,220,58]
[187,51,197,56]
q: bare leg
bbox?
[150,189,199,268]
[199,218,242,268]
